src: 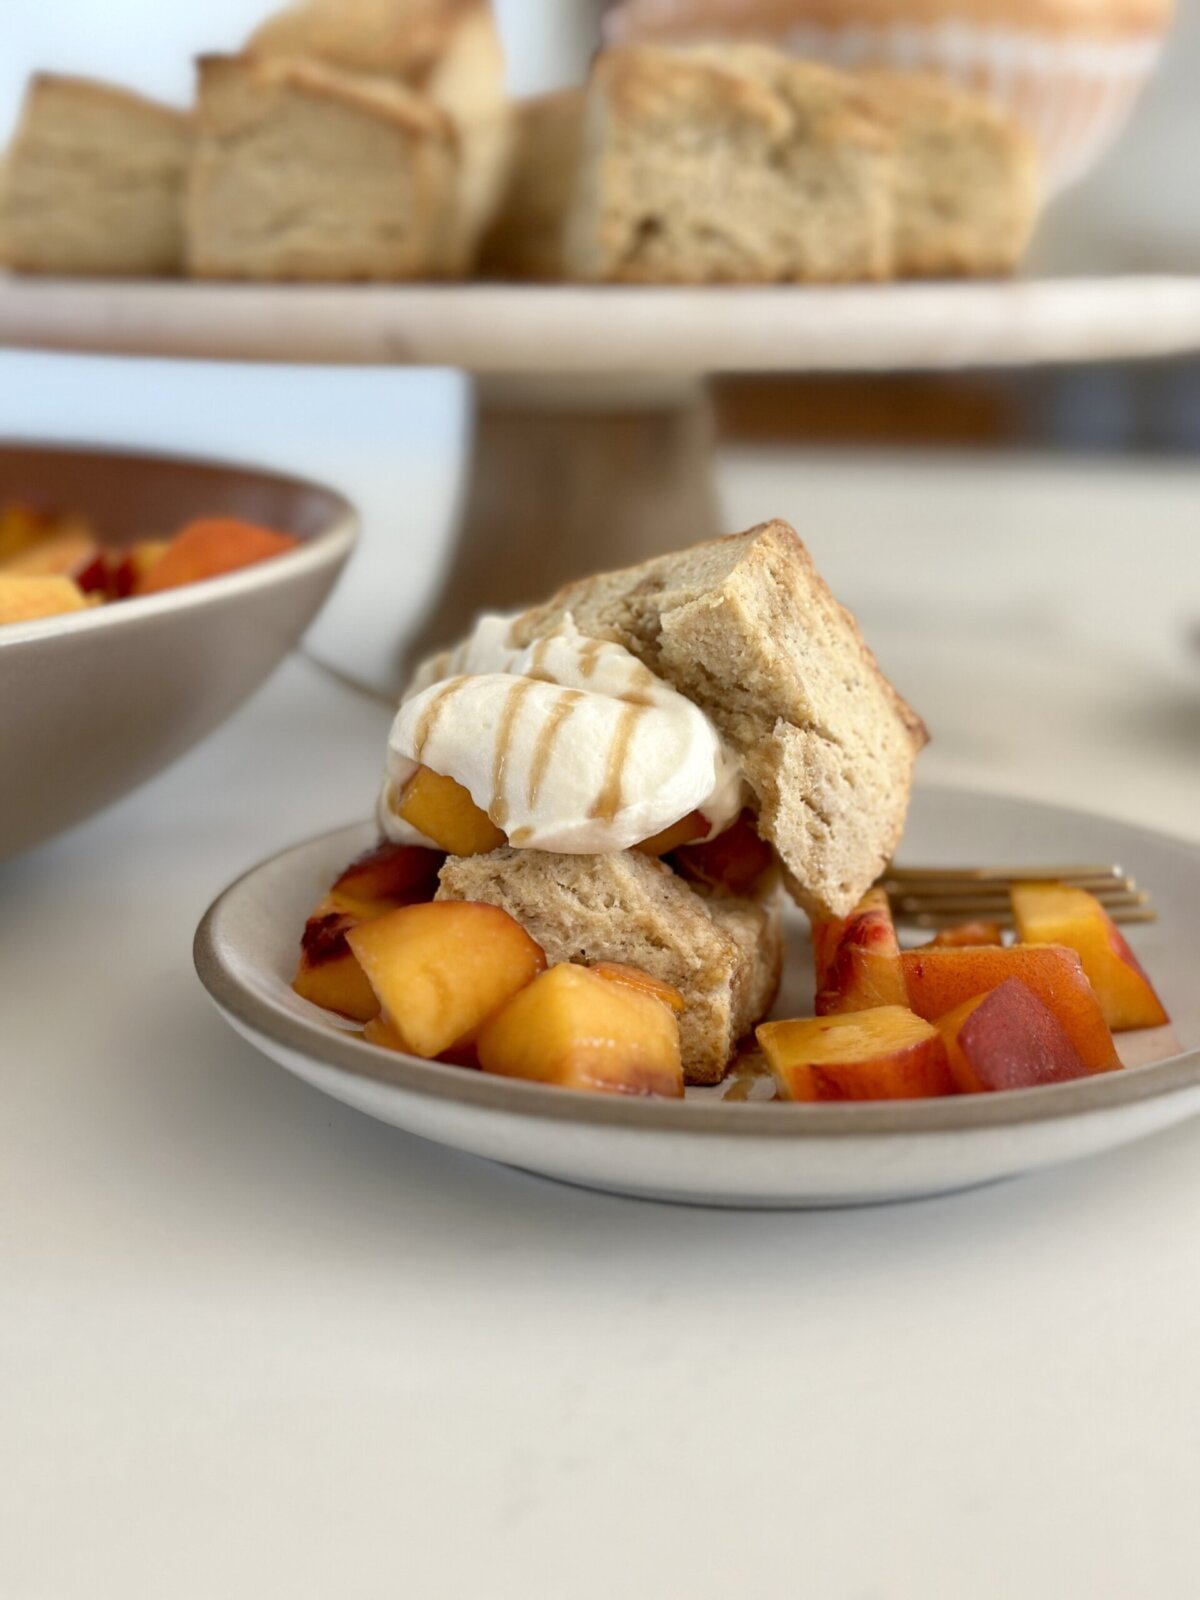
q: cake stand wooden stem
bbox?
[403,373,721,669]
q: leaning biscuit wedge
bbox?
[510,520,927,919]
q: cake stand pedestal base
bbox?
[403,373,721,669]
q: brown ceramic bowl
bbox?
[0,442,357,858]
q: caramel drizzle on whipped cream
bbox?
[589,699,650,824]
[578,637,605,679]
[528,688,584,810]
[413,675,469,761]
[489,678,537,830]
[406,633,667,842]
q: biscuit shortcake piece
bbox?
[246,0,511,272]
[0,74,190,276]
[480,89,586,281]
[864,71,1040,278]
[564,44,891,284]
[187,55,459,281]
[437,847,783,1086]
[510,520,928,920]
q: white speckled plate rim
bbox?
[194,790,1200,1143]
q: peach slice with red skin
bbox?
[393,767,507,856]
[293,906,381,1023]
[347,901,546,1059]
[936,979,1089,1094]
[112,541,171,599]
[926,921,1005,949]
[757,1007,955,1103]
[812,887,908,1015]
[901,945,1120,1073]
[1011,882,1169,1032]
[136,518,298,596]
[291,842,447,1021]
[591,961,687,1014]
[671,811,776,897]
[330,840,445,918]
[478,963,684,1098]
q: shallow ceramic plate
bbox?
[194,788,1200,1209]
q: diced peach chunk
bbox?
[347,901,546,1059]
[0,503,56,563]
[635,811,710,858]
[671,811,776,897]
[0,574,89,624]
[591,961,687,1013]
[292,904,380,1023]
[393,766,507,857]
[936,978,1089,1094]
[901,945,1120,1073]
[112,541,171,599]
[136,518,298,595]
[757,1006,955,1102]
[363,1012,484,1067]
[331,840,445,918]
[926,921,1005,949]
[477,963,684,1098]
[1011,882,1169,1032]
[0,527,98,578]
[812,887,907,1015]
[291,843,446,1022]
[361,1016,404,1050]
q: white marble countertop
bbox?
[5,648,1199,1597]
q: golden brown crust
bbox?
[195,52,454,140]
[246,0,497,89]
[607,0,1173,43]
[24,72,191,129]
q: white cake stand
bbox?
[4,273,1199,664]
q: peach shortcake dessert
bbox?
[294,519,926,1095]
[291,520,1167,1100]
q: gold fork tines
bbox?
[881,864,1158,928]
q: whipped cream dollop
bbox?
[380,613,744,854]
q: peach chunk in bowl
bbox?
[0,442,356,858]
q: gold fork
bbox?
[880,864,1157,930]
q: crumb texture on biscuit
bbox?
[437,847,782,1085]
[0,75,191,276]
[863,70,1039,277]
[511,521,926,918]
[245,0,511,270]
[565,45,892,284]
[186,55,460,281]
